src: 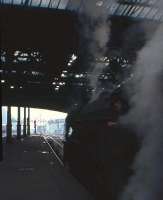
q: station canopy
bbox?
[1,0,163,21]
[1,0,163,111]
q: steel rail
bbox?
[42,135,64,166]
[45,135,63,148]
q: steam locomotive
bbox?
[63,89,139,200]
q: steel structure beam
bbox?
[118,0,157,7]
[23,107,27,137]
[0,0,162,22]
[17,106,21,139]
[34,120,37,134]
[27,107,30,136]
[6,106,12,143]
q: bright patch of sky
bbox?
[2,106,67,124]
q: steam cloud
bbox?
[120,7,163,200]
[80,1,163,199]
[81,0,115,100]
[89,19,110,100]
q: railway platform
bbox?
[0,135,93,200]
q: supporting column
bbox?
[17,107,21,139]
[34,120,37,134]
[27,107,30,136]
[6,106,12,143]
[0,106,3,161]
[23,107,27,137]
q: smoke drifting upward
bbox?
[81,0,114,100]
[120,16,163,200]
[89,19,110,99]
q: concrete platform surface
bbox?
[0,136,93,200]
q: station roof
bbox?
[1,0,162,112]
[1,0,163,21]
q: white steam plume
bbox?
[119,10,163,200]
[81,0,115,100]
[89,19,111,99]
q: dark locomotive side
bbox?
[63,89,140,200]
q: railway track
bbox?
[42,135,64,166]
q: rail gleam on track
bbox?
[42,135,64,166]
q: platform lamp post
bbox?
[0,106,3,161]
[6,106,12,143]
[23,107,27,137]
[27,107,30,136]
[17,106,21,139]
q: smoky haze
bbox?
[81,0,116,100]
[119,13,163,200]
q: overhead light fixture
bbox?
[68,54,78,66]
[55,87,59,91]
[59,82,66,86]
[75,74,80,78]
[10,85,14,89]
[71,54,77,61]
[14,50,20,56]
[1,80,5,83]
[61,73,67,78]
[96,1,103,7]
